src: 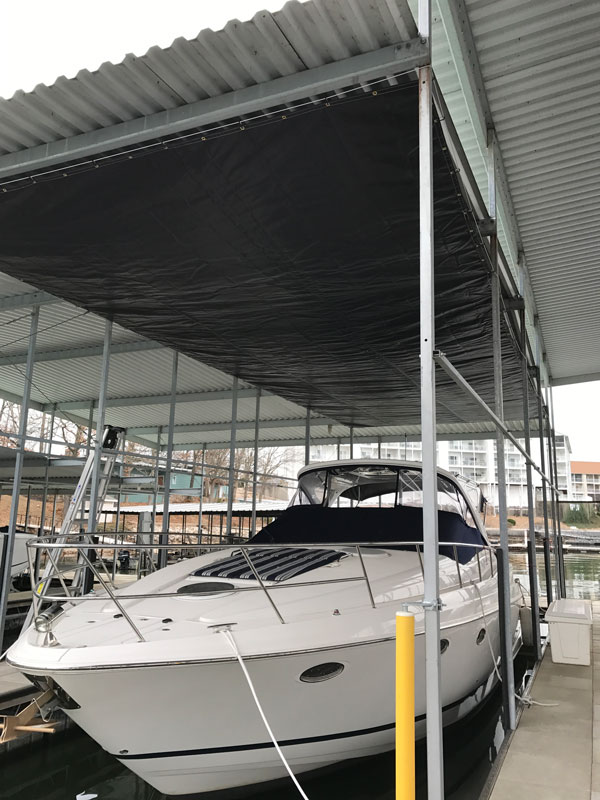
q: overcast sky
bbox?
[0,1,286,98]
[1,1,597,462]
[552,382,600,462]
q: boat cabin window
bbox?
[292,465,476,526]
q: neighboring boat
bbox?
[7,460,521,796]
[0,526,30,580]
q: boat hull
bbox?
[20,611,507,795]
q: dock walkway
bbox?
[490,600,600,800]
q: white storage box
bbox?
[546,598,593,666]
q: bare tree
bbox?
[55,419,88,457]
[257,448,295,500]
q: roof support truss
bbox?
[130,417,338,436]
[45,386,270,411]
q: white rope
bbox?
[471,580,559,708]
[221,628,310,800]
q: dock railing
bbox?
[25,535,497,643]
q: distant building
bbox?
[570,461,600,501]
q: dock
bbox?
[487,601,600,799]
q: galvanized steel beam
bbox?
[0,290,59,311]
[49,386,268,411]
[0,41,429,181]
[0,339,163,369]
[129,417,338,436]
[172,424,538,451]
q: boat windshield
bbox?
[291,464,476,525]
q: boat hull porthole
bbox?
[300,662,345,683]
[440,639,449,654]
[476,629,487,645]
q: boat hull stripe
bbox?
[114,687,479,761]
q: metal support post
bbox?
[87,320,112,534]
[225,377,239,542]
[86,401,95,458]
[349,425,354,459]
[38,404,55,536]
[251,389,261,536]
[113,482,122,581]
[378,437,382,507]
[495,549,512,731]
[50,490,57,532]
[198,443,206,540]
[304,407,311,466]
[46,404,56,455]
[489,131,516,730]
[24,484,32,531]
[418,3,444,792]
[152,428,162,534]
[536,373,552,605]
[520,309,541,661]
[544,396,562,597]
[159,352,178,568]
[549,390,566,597]
[0,305,39,645]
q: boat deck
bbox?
[488,600,600,800]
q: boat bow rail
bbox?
[24,534,498,644]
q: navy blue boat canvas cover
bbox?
[250,505,484,565]
[0,82,526,427]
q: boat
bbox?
[0,526,30,580]
[7,460,521,796]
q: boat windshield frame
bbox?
[291,462,481,532]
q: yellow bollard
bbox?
[396,611,415,800]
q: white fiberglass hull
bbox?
[64,623,502,795]
[9,548,520,796]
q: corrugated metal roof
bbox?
[424,0,600,385]
[0,0,417,160]
[465,0,600,384]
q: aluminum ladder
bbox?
[25,425,125,626]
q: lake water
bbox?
[3,552,599,800]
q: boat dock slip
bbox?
[488,600,600,800]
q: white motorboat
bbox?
[7,460,521,796]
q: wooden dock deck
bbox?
[488,601,599,800]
